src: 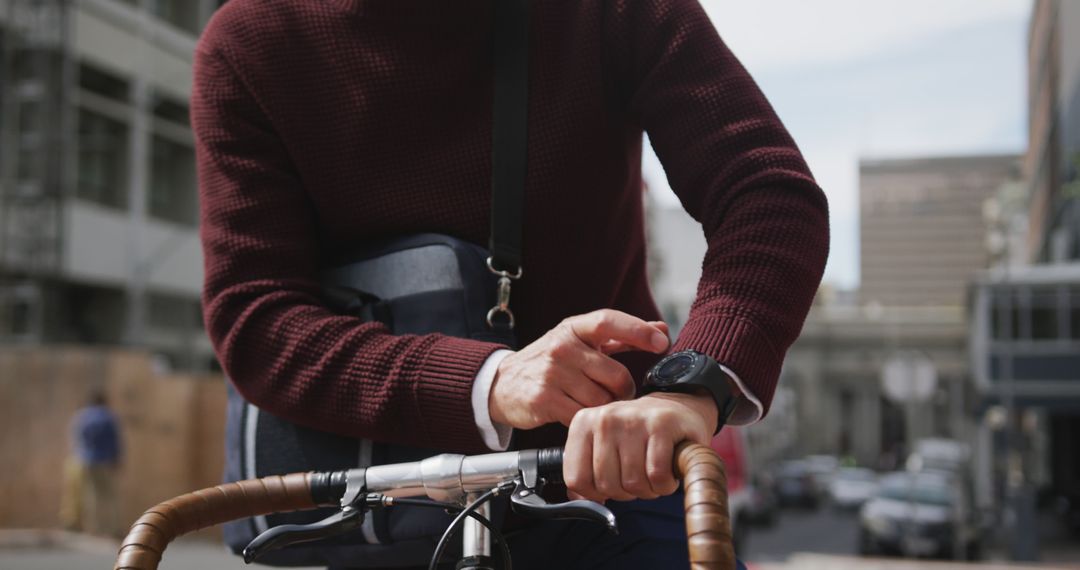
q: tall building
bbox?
[774,155,1020,468]
[859,155,1021,308]
[0,0,220,369]
[967,0,1080,526]
[1025,0,1080,264]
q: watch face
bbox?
[653,352,697,385]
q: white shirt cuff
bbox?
[718,362,763,425]
[472,349,514,451]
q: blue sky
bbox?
[644,0,1032,289]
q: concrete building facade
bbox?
[859,155,1021,308]
[0,0,219,369]
[774,155,1021,470]
[965,0,1080,531]
[782,156,1014,460]
[1025,0,1080,264]
[783,304,971,469]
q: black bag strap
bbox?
[488,0,529,275]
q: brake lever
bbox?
[509,480,617,533]
[242,506,364,564]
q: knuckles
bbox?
[575,402,656,435]
[591,311,615,331]
[646,465,669,486]
[593,478,627,501]
[621,475,652,496]
[563,469,585,491]
[568,407,596,431]
[546,338,574,359]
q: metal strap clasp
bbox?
[486,257,522,329]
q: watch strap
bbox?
[642,352,737,434]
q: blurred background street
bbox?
[1,0,1079,568]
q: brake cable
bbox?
[428,482,515,570]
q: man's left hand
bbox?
[562,391,718,502]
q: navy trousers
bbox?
[503,491,747,570]
[344,491,746,570]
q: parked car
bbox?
[774,460,820,509]
[829,467,879,510]
[746,472,779,527]
[858,471,982,560]
[909,438,971,476]
[805,454,840,493]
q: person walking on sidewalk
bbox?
[61,391,122,537]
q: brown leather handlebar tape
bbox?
[113,473,316,570]
[675,442,736,570]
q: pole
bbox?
[123,3,152,345]
[998,232,1039,561]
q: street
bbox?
[740,505,1080,568]
[0,531,275,570]
[2,525,1077,570]
[743,506,861,563]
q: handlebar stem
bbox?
[462,493,493,559]
[354,450,523,505]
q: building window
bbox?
[1029,287,1060,340]
[77,109,128,209]
[1071,289,1080,340]
[79,63,129,102]
[1071,306,1080,340]
[9,298,32,336]
[149,135,197,226]
[147,291,200,331]
[1030,305,1058,340]
[150,0,202,35]
[991,292,1022,340]
[59,283,126,344]
[152,93,189,126]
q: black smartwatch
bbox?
[641,350,739,434]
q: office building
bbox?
[860,155,1021,308]
[968,0,1080,521]
[0,0,220,369]
[1025,0,1080,264]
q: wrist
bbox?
[644,391,719,434]
[488,366,508,426]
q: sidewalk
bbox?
[3,529,1075,570]
[0,529,320,570]
[985,509,1080,566]
[751,554,1078,570]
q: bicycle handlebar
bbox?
[112,442,733,570]
[113,473,316,569]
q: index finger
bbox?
[567,310,669,353]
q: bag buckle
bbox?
[486,257,522,330]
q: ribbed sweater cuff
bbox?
[414,336,507,453]
[672,314,783,419]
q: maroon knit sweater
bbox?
[193,0,829,454]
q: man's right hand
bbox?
[488,309,669,430]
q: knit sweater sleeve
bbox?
[608,0,830,419]
[192,43,503,453]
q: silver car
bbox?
[858,471,981,560]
